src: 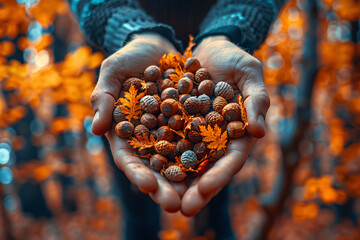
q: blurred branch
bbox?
[259,0,319,238]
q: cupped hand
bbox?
[181,36,270,216]
[90,33,186,212]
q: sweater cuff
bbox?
[104,13,182,55]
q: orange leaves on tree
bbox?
[292,202,319,222]
[199,124,228,151]
[115,85,142,122]
[29,0,68,27]
[128,132,157,151]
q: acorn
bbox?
[164,68,176,79]
[146,82,158,95]
[184,96,201,115]
[158,79,174,92]
[137,148,150,156]
[176,139,193,155]
[213,96,228,113]
[161,87,179,100]
[150,154,168,172]
[193,142,209,159]
[133,124,149,138]
[168,114,184,130]
[230,92,242,103]
[180,150,198,169]
[115,121,134,138]
[188,130,202,143]
[155,140,173,156]
[157,126,174,142]
[214,81,234,100]
[205,111,224,127]
[144,65,161,81]
[209,149,225,160]
[113,107,127,123]
[227,121,245,138]
[183,72,194,81]
[164,165,186,182]
[140,113,157,129]
[167,142,178,161]
[150,129,158,140]
[160,98,179,117]
[179,94,191,105]
[140,95,159,113]
[185,57,201,73]
[157,113,169,127]
[177,77,193,94]
[198,94,211,114]
[195,68,210,83]
[190,116,206,132]
[190,88,199,97]
[123,77,143,90]
[198,80,214,97]
[222,103,241,122]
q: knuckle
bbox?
[246,57,262,70]
[90,90,101,107]
[100,56,116,71]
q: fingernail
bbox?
[258,115,265,132]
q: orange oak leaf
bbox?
[199,124,228,150]
[159,52,183,72]
[238,95,249,130]
[115,85,142,122]
[183,35,196,61]
[128,132,157,151]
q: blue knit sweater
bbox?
[68,0,287,54]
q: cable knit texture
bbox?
[68,0,287,55]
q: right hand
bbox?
[90,33,186,212]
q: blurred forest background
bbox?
[0,0,360,239]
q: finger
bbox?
[181,178,221,217]
[149,172,182,213]
[91,57,124,135]
[106,129,158,193]
[171,181,187,199]
[235,58,270,138]
[198,135,256,195]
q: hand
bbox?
[180,36,270,216]
[90,33,186,212]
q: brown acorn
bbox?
[140,113,157,129]
[158,79,174,92]
[161,87,179,100]
[177,77,193,94]
[209,149,225,160]
[133,124,149,138]
[180,150,198,169]
[205,111,224,127]
[222,103,241,122]
[146,82,158,95]
[190,88,199,96]
[115,121,134,138]
[150,154,168,172]
[140,95,159,113]
[160,98,179,117]
[176,139,193,154]
[164,68,176,79]
[190,116,207,132]
[113,107,127,123]
[187,130,202,143]
[213,96,228,113]
[144,65,161,81]
[137,148,150,156]
[157,113,169,127]
[198,94,211,114]
[198,80,214,97]
[185,57,201,73]
[195,68,210,83]
[230,92,242,103]
[214,81,234,100]
[164,165,186,182]
[193,142,209,159]
[157,126,174,142]
[155,140,173,156]
[184,96,201,115]
[227,121,245,138]
[183,72,195,81]
[150,129,158,140]
[179,94,191,105]
[167,142,178,161]
[123,77,143,90]
[168,114,184,130]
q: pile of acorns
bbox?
[113,57,247,182]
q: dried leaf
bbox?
[238,95,249,130]
[128,132,157,151]
[115,85,142,121]
[199,125,228,150]
[159,52,183,72]
[183,35,196,60]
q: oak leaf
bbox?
[115,85,142,122]
[199,125,228,151]
[128,132,157,151]
[183,35,196,61]
[238,95,249,130]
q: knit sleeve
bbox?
[194,0,288,53]
[67,0,182,54]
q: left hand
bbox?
[180,36,270,216]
